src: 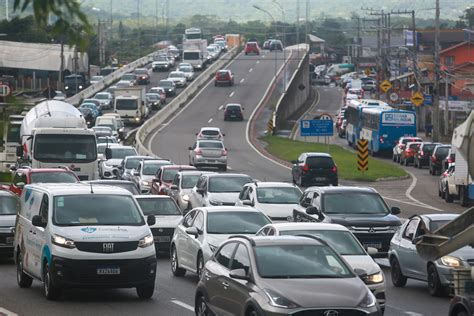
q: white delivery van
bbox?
[13,183,157,300]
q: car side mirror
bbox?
[15,182,25,189]
[147,215,156,226]
[242,200,254,207]
[291,160,298,164]
[16,146,23,157]
[188,146,193,150]
[105,148,112,160]
[354,268,367,280]
[32,215,46,228]
[391,206,401,215]
[229,269,250,281]
[152,178,159,183]
[185,226,199,238]
[366,247,378,256]
[170,184,178,190]
[222,133,226,136]
[195,132,198,136]
[306,206,319,215]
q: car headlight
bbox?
[263,288,299,309]
[141,180,150,186]
[359,290,376,308]
[182,194,190,202]
[103,162,115,168]
[65,86,69,90]
[79,85,83,89]
[138,234,154,248]
[440,256,462,268]
[208,243,217,253]
[209,199,222,206]
[52,234,76,249]
[135,117,140,122]
[364,271,384,284]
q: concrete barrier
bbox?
[135,47,240,156]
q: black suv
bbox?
[291,152,338,187]
[292,186,402,257]
[429,144,451,175]
[224,103,244,121]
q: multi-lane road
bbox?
[0,49,468,316]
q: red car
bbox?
[399,142,423,166]
[214,69,234,87]
[2,167,79,196]
[244,42,260,55]
[150,165,196,195]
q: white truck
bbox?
[113,87,149,125]
[445,111,474,206]
[182,39,209,71]
[0,114,24,172]
[17,100,98,180]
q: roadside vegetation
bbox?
[261,136,407,182]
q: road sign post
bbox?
[357,139,369,172]
[300,119,334,137]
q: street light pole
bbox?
[271,0,287,92]
[432,0,441,142]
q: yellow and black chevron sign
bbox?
[267,117,274,134]
[357,139,369,171]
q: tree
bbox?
[456,6,474,29]
[13,0,92,50]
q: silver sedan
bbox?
[188,140,227,171]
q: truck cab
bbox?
[113,87,149,125]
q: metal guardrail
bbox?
[135,47,240,156]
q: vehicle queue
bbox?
[0,37,472,316]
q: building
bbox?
[440,41,474,98]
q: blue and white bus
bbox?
[345,99,391,147]
[360,107,417,155]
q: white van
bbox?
[13,183,157,300]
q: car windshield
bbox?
[280,230,366,255]
[93,182,140,195]
[207,211,270,234]
[162,169,179,181]
[409,143,421,150]
[135,69,148,75]
[136,198,181,216]
[256,187,301,204]
[436,147,450,157]
[53,194,143,226]
[208,176,252,192]
[429,219,452,232]
[147,95,159,101]
[0,195,19,215]
[34,134,97,163]
[122,74,136,80]
[323,193,390,215]
[422,144,437,153]
[143,162,170,175]
[97,137,117,144]
[202,130,219,136]
[181,174,201,188]
[125,158,142,169]
[30,172,77,184]
[116,99,137,110]
[180,66,193,72]
[226,105,240,111]
[159,81,172,87]
[94,127,112,133]
[110,148,137,159]
[199,141,223,149]
[169,73,184,78]
[306,156,335,168]
[255,244,353,278]
[95,93,109,99]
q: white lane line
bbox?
[403,169,444,211]
[0,307,18,316]
[208,118,213,124]
[383,197,444,212]
[218,105,224,110]
[229,91,235,97]
[249,68,253,73]
[256,60,260,64]
[240,78,245,83]
[170,299,194,312]
[385,305,423,316]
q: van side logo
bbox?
[81,227,97,233]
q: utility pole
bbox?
[98,20,103,66]
[58,37,64,91]
[305,0,309,45]
[352,16,362,73]
[137,0,141,57]
[444,75,450,136]
[5,0,8,21]
[432,0,441,142]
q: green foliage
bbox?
[0,15,51,42]
[13,0,92,50]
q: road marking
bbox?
[207,118,213,123]
[383,197,444,211]
[240,78,245,83]
[403,169,444,211]
[218,105,224,110]
[256,61,260,64]
[249,68,253,73]
[229,91,235,97]
[170,299,194,312]
[0,307,18,316]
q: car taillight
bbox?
[448,158,453,163]
[332,166,337,173]
[302,164,310,172]
[224,109,228,115]
[420,151,424,156]
[221,149,227,156]
[195,149,202,155]
[431,155,437,162]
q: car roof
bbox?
[420,213,458,221]
[161,165,194,170]
[201,206,262,213]
[0,190,17,197]
[225,103,241,107]
[245,181,297,188]
[178,170,215,176]
[110,145,135,150]
[207,173,251,178]
[265,222,349,232]
[135,195,172,200]
[17,168,74,173]
[142,159,171,164]
[27,183,132,196]
[200,127,221,131]
[197,139,224,143]
[303,152,333,158]
[251,235,325,247]
[124,155,153,161]
[304,185,378,194]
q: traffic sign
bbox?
[316,113,333,120]
[411,91,424,107]
[379,80,392,93]
[357,139,369,171]
[300,119,333,137]
[0,84,11,97]
[390,92,399,102]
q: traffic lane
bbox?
[0,258,194,316]
[149,51,286,161]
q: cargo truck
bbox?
[16,100,98,180]
[113,87,149,125]
[182,39,209,71]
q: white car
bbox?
[95,116,122,139]
[392,136,423,163]
[170,206,271,278]
[115,80,134,88]
[195,127,225,141]
[130,159,173,194]
[135,195,183,254]
[256,222,386,311]
[94,92,114,109]
[90,75,104,84]
[14,183,157,300]
[99,146,138,179]
[178,65,195,81]
[169,170,216,212]
[236,182,302,221]
[167,71,187,88]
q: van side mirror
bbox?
[32,215,46,228]
[170,184,178,190]
[147,215,156,226]
[105,148,112,160]
[366,247,378,256]
[132,170,140,176]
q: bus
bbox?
[345,99,391,147]
[360,107,417,155]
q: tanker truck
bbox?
[16,100,99,180]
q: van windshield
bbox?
[53,194,144,226]
[34,134,97,163]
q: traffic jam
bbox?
[0,29,473,316]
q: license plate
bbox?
[97,267,120,275]
[315,177,326,181]
[364,243,382,249]
[154,236,171,243]
[6,237,14,244]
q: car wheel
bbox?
[445,184,453,203]
[404,158,409,166]
[196,295,211,316]
[438,185,442,197]
[43,261,60,300]
[246,307,262,316]
[429,165,433,175]
[136,283,155,299]
[459,186,469,207]
[390,257,407,287]
[16,251,33,288]
[392,154,396,162]
[428,264,445,296]
[171,245,186,277]
[196,252,204,278]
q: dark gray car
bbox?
[195,235,382,315]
